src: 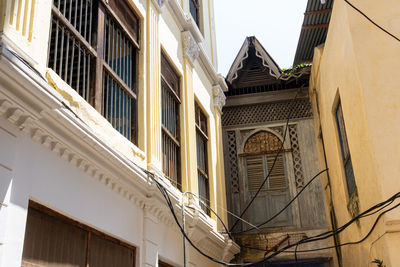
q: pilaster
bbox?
[146,0,162,174]
[213,85,228,229]
[181,30,199,194]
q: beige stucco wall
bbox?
[310,0,400,266]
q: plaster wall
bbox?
[309,0,400,266]
[0,116,222,267]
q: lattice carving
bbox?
[222,99,312,126]
[244,131,282,154]
[227,131,240,194]
[270,126,284,138]
[289,125,304,188]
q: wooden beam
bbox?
[305,9,332,15]
[302,23,329,29]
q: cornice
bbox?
[0,43,238,261]
[212,84,226,113]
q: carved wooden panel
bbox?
[222,98,312,126]
[244,131,282,154]
[289,125,305,188]
[227,131,240,194]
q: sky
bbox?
[214,0,308,76]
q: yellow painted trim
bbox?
[28,0,35,42]
[22,0,29,36]
[16,0,22,30]
[10,0,16,25]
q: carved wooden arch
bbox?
[243,131,283,155]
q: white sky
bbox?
[214,0,308,75]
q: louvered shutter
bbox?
[246,156,266,193]
[266,155,287,190]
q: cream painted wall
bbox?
[309,0,400,266]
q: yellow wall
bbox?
[310,0,400,266]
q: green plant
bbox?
[372,259,386,267]
[281,64,312,76]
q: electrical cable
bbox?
[232,168,328,234]
[344,0,400,43]
[230,85,305,232]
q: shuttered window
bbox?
[195,103,210,215]
[336,101,356,197]
[246,154,287,193]
[22,202,135,267]
[161,53,181,189]
[48,0,139,144]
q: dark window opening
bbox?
[335,101,356,197]
[189,0,200,28]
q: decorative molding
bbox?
[212,85,226,112]
[182,31,200,65]
[0,43,239,261]
[152,0,167,13]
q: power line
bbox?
[344,0,400,42]
[231,169,328,234]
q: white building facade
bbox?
[0,0,239,266]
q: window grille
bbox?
[161,53,181,189]
[189,0,200,27]
[195,103,209,215]
[335,101,356,197]
[48,0,139,144]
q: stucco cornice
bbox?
[0,43,238,262]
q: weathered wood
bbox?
[302,23,329,29]
[94,5,105,113]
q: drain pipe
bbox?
[182,197,187,267]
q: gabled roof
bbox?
[226,36,281,86]
[293,0,333,65]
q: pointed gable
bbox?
[226,36,281,89]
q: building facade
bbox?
[222,37,332,266]
[295,0,400,266]
[0,0,239,266]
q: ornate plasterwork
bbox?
[213,85,226,112]
[151,0,167,13]
[182,31,200,65]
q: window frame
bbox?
[335,100,357,198]
[48,0,140,144]
[161,52,181,190]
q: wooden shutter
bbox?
[246,155,266,193]
[266,155,287,190]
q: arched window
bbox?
[243,131,292,228]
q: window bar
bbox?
[74,0,78,28]
[58,26,65,78]
[88,0,92,45]
[110,76,114,126]
[86,55,91,102]
[78,0,83,36]
[83,0,87,40]
[64,33,70,81]
[82,51,86,101]
[123,36,126,84]
[76,47,81,93]
[112,22,116,71]
[69,40,75,86]
[53,20,59,73]
[63,0,66,18]
[68,0,72,24]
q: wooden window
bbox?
[335,101,356,197]
[195,102,209,215]
[243,131,292,228]
[22,201,135,267]
[161,53,181,189]
[48,0,140,144]
[189,0,200,28]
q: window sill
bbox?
[46,68,146,163]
